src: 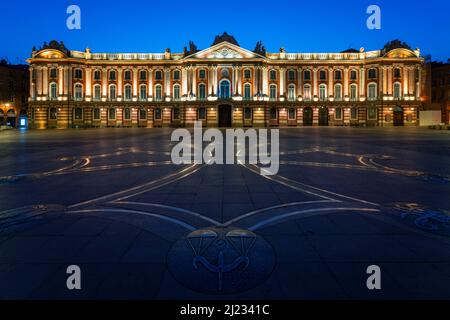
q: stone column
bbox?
[359,67,365,98]
[313,68,318,98]
[58,66,64,98]
[42,66,48,97]
[85,67,92,99]
[117,67,123,98]
[133,68,138,98]
[280,67,285,97]
[298,67,303,98]
[191,67,196,97]
[343,68,349,98]
[148,69,153,99]
[328,68,334,98]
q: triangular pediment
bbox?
[186,42,263,60]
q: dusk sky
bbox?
[2,0,449,64]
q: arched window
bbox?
[155,85,162,101]
[368,83,377,100]
[244,83,252,100]
[49,107,57,120]
[94,70,101,81]
[269,84,277,101]
[124,70,132,81]
[74,83,83,100]
[49,82,58,99]
[334,70,342,80]
[269,70,277,81]
[368,68,377,79]
[109,70,116,81]
[319,84,327,101]
[334,84,342,101]
[173,84,180,101]
[350,84,358,101]
[394,82,402,99]
[219,80,230,99]
[288,70,296,81]
[108,108,116,120]
[304,70,311,80]
[303,84,311,101]
[140,84,147,101]
[109,84,117,100]
[93,84,101,101]
[288,84,296,101]
[124,84,132,101]
[139,70,147,81]
[198,83,206,100]
[155,71,163,81]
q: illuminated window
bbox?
[319,84,327,101]
[155,85,162,101]
[109,84,117,100]
[198,83,206,100]
[368,83,377,100]
[269,84,277,100]
[93,85,101,101]
[49,82,57,99]
[334,84,342,101]
[288,84,296,101]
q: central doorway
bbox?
[303,107,313,126]
[218,105,232,127]
[393,106,404,126]
[318,107,329,126]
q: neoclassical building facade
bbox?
[27,37,425,129]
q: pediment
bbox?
[35,49,67,59]
[188,42,262,60]
[384,48,417,59]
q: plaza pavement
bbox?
[0,127,449,299]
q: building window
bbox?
[304,70,311,80]
[334,84,342,101]
[350,84,358,101]
[219,80,230,99]
[93,85,101,101]
[49,82,58,99]
[350,107,358,120]
[140,85,147,101]
[394,82,402,99]
[288,70,296,81]
[124,85,132,101]
[199,69,206,79]
[269,70,277,81]
[288,84,296,101]
[94,70,101,81]
[74,69,83,79]
[334,70,342,80]
[155,71,163,81]
[139,109,147,120]
[173,84,180,101]
[109,70,116,81]
[319,70,327,80]
[368,83,377,100]
[269,84,277,100]
[124,108,131,120]
[270,107,277,120]
[50,68,57,78]
[49,107,57,120]
[368,107,377,120]
[93,108,100,120]
[303,85,311,101]
[154,108,161,120]
[288,108,296,120]
[394,68,401,78]
[124,70,132,81]
[108,108,116,120]
[319,84,327,101]
[244,84,251,100]
[350,70,357,80]
[74,107,83,120]
[155,85,162,101]
[109,84,117,100]
[173,107,180,120]
[74,84,83,100]
[198,107,206,120]
[244,69,251,79]
[368,68,377,79]
[244,107,252,120]
[173,70,181,80]
[335,107,343,120]
[198,83,206,100]
[139,70,147,81]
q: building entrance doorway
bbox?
[303,107,313,126]
[393,106,404,126]
[218,105,232,127]
[319,107,329,126]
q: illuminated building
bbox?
[27,36,426,129]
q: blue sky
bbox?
[1,0,449,63]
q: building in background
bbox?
[27,36,426,129]
[430,61,450,124]
[0,60,29,127]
